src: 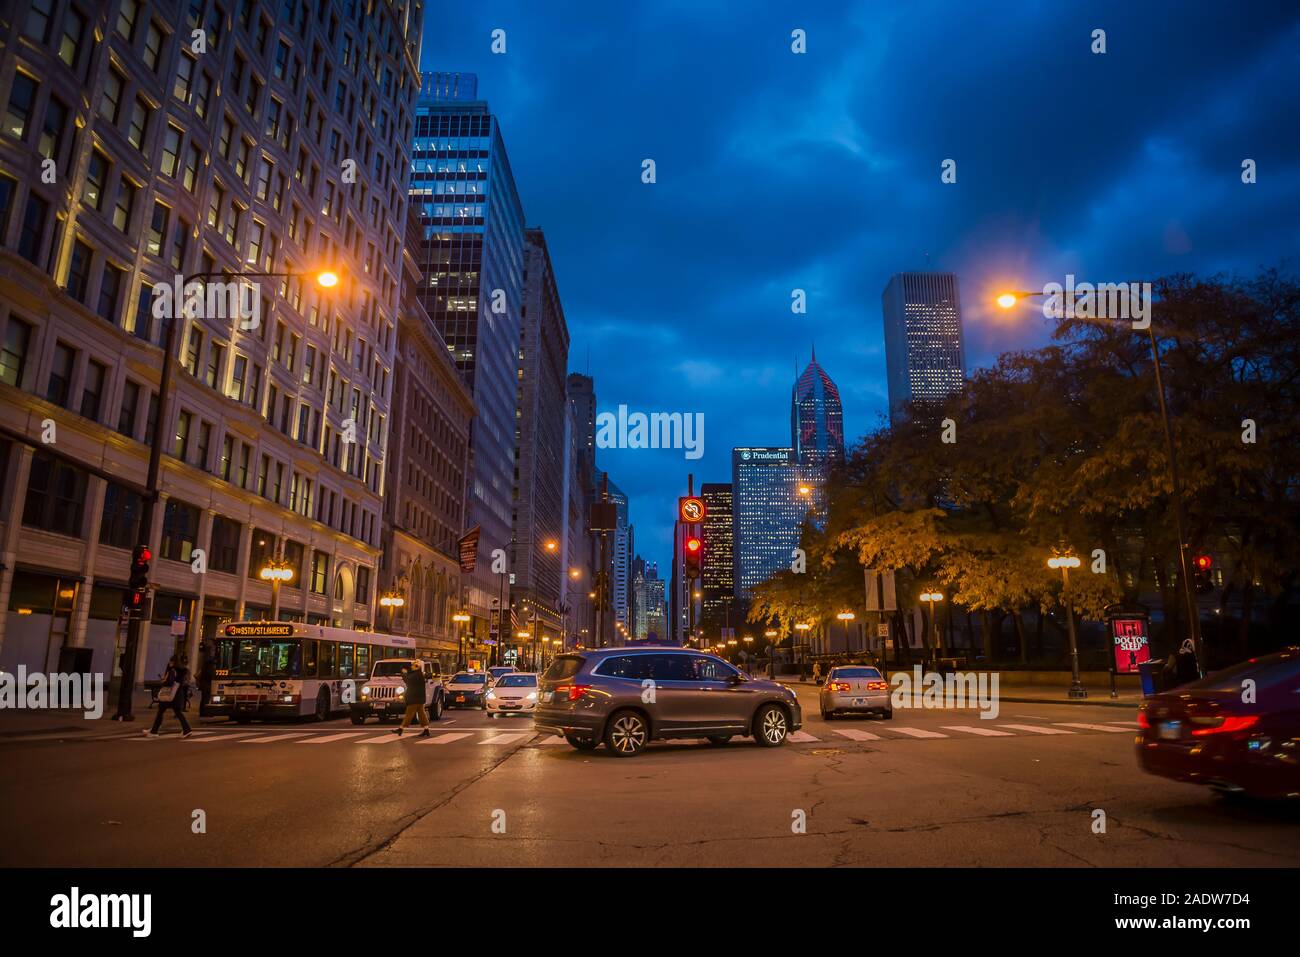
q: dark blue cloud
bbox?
[420,1,1300,571]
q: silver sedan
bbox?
[818,666,893,720]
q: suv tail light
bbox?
[554,684,591,702]
[1191,714,1259,737]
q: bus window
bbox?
[302,640,318,678]
[355,645,370,678]
[319,641,336,678]
[339,643,354,679]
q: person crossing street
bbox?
[393,662,431,737]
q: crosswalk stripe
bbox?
[240,732,315,744]
[185,732,265,742]
[941,725,1014,736]
[883,727,948,738]
[1106,721,1141,727]
[418,732,472,745]
[357,733,411,744]
[1054,722,1133,733]
[998,724,1074,735]
[480,732,530,745]
[300,732,370,744]
[787,730,819,743]
[833,728,881,741]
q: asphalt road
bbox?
[3,687,1298,867]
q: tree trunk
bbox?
[1013,611,1028,664]
[982,611,995,661]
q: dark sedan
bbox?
[1137,647,1300,799]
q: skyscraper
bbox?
[700,482,734,637]
[511,228,568,646]
[731,448,810,599]
[0,0,423,681]
[411,72,525,633]
[633,562,667,641]
[792,348,845,466]
[881,272,966,424]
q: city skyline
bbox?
[419,1,1300,571]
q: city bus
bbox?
[208,621,417,722]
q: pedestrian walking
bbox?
[143,656,193,737]
[812,661,823,685]
[393,662,431,737]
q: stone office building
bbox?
[0,0,425,683]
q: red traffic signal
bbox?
[684,536,702,579]
[1194,554,1212,571]
[129,544,152,593]
[685,537,701,553]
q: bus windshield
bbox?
[216,638,301,678]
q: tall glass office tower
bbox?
[791,348,845,466]
[881,272,966,424]
[410,72,524,623]
[731,448,810,599]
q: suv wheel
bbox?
[349,713,366,726]
[753,704,789,747]
[706,735,732,746]
[429,694,444,721]
[565,734,598,752]
[605,710,649,757]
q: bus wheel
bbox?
[315,690,331,722]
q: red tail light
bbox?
[866,681,888,691]
[1191,714,1259,737]
[827,681,850,693]
[555,684,591,702]
[1137,710,1150,730]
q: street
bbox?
[3,685,1297,868]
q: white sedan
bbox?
[486,672,539,716]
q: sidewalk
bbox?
[776,676,1143,709]
[0,690,231,736]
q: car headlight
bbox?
[486,691,496,699]
[395,687,404,696]
[526,691,537,700]
[361,686,371,696]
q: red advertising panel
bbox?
[1110,617,1150,674]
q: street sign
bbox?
[678,496,706,523]
[170,616,187,637]
[877,623,890,637]
[864,569,898,612]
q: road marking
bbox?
[787,730,819,743]
[941,725,1014,736]
[1054,722,1133,733]
[1106,721,1141,727]
[418,732,472,745]
[997,724,1075,735]
[357,733,412,744]
[240,732,315,744]
[833,728,881,741]
[883,727,948,738]
[185,732,266,743]
[300,732,370,744]
[480,732,531,745]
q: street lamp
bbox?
[258,557,294,621]
[998,288,1203,666]
[114,266,342,721]
[836,611,856,656]
[795,622,811,679]
[378,590,405,633]
[1047,553,1087,699]
[452,611,471,671]
[919,591,944,660]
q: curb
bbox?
[996,695,1140,709]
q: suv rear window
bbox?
[543,655,585,681]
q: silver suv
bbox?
[536,647,802,756]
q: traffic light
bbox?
[129,544,152,613]
[684,536,702,580]
[1193,554,1213,594]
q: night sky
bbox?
[420,1,1300,572]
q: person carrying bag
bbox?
[144,657,193,737]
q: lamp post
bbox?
[764,629,778,678]
[1048,554,1087,699]
[795,622,811,679]
[452,612,471,671]
[919,591,944,661]
[516,631,531,671]
[836,611,855,657]
[258,555,294,621]
[379,591,405,634]
[998,289,1203,666]
[113,267,341,721]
